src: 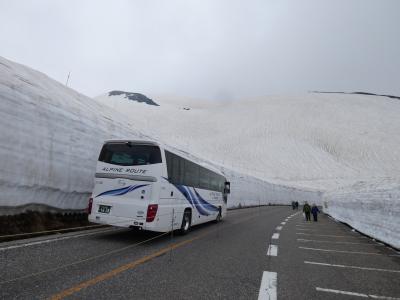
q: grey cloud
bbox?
[0,0,399,100]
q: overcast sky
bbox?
[0,0,399,100]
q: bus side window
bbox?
[165,151,173,181]
[172,155,182,183]
[184,160,199,187]
[199,167,210,190]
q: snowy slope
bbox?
[95,92,400,191]
[0,56,316,215]
[1,56,398,248]
[96,91,400,248]
[0,57,150,213]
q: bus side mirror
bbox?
[224,182,230,194]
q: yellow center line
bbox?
[49,234,204,300]
[49,213,258,300]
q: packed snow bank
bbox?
[96,91,400,191]
[324,179,400,249]
[0,56,150,213]
[223,168,321,208]
[0,56,316,215]
[96,90,400,243]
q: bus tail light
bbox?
[146,204,158,222]
[87,197,93,214]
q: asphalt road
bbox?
[0,206,399,299]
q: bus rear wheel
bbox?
[215,207,222,222]
[179,210,191,235]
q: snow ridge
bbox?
[0,56,398,249]
[0,56,318,214]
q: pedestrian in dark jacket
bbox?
[311,204,320,222]
[291,201,296,210]
[303,202,311,221]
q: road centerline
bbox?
[267,244,278,256]
[47,209,265,299]
[258,271,277,300]
[49,234,205,300]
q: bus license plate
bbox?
[98,205,111,214]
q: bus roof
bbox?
[103,139,160,146]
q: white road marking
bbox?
[296,224,329,227]
[276,226,282,231]
[271,233,280,240]
[316,287,400,299]
[281,222,286,225]
[267,245,278,256]
[296,228,316,231]
[299,246,399,256]
[296,233,360,238]
[305,261,400,273]
[297,238,380,246]
[0,228,119,252]
[258,271,277,300]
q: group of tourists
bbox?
[291,200,321,221]
[302,201,320,222]
[291,201,299,210]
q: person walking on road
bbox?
[311,204,320,222]
[303,202,311,221]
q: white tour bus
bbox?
[88,140,230,234]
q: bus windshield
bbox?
[99,143,162,166]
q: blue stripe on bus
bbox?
[95,184,148,198]
[186,187,210,216]
[194,189,219,212]
[173,184,218,216]
[173,184,194,208]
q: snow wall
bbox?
[0,56,320,215]
[324,178,400,249]
[0,56,150,214]
[223,168,321,208]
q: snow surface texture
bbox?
[0,56,398,248]
[324,179,400,249]
[95,92,400,248]
[95,92,400,191]
[0,56,149,213]
[0,56,316,215]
